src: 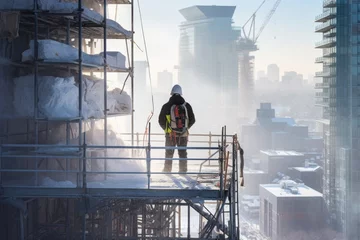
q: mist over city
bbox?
[0,0,358,240]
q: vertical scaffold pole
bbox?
[34,0,39,186]
[131,0,135,146]
[103,0,108,180]
[78,0,83,188]
[146,122,151,189]
[187,204,191,239]
[219,127,224,199]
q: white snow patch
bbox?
[106,19,132,37]
[89,129,146,173]
[87,176,147,188]
[40,130,147,188]
[41,177,76,188]
[13,75,132,119]
[22,40,126,69]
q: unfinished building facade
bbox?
[0,1,241,239]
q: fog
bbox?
[0,0,356,239]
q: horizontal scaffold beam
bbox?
[0,187,225,200]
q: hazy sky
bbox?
[130,0,323,82]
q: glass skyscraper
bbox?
[315,1,360,238]
[178,5,240,124]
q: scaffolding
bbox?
[0,127,242,239]
[0,0,242,239]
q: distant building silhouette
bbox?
[267,64,280,82]
[157,70,173,94]
[178,5,240,121]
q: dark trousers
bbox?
[164,134,188,172]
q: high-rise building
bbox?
[315,1,360,238]
[178,5,240,110]
[157,70,173,94]
[267,64,280,82]
[260,181,324,239]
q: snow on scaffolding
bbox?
[22,40,127,70]
[0,0,132,37]
[13,75,131,118]
[40,174,213,190]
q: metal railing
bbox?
[0,125,237,196]
[323,0,336,8]
[315,37,336,48]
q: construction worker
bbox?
[158,84,195,173]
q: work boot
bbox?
[162,165,172,173]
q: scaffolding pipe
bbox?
[20,209,24,240]
[78,0,83,188]
[147,122,151,189]
[82,212,86,240]
[66,19,70,44]
[34,0,39,187]
[0,144,218,150]
[131,0,134,146]
[187,205,190,239]
[83,144,87,188]
[0,145,2,185]
[103,0,108,180]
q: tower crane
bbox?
[237,0,282,121]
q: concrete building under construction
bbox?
[0,1,241,239]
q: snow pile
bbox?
[0,0,132,37]
[40,129,146,188]
[87,129,147,187]
[41,177,76,188]
[106,19,132,37]
[0,0,102,23]
[83,78,132,118]
[108,88,132,114]
[100,51,126,70]
[22,40,126,69]
[13,75,132,118]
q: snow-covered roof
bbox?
[271,117,296,126]
[316,119,330,125]
[260,150,304,157]
[244,169,265,174]
[260,183,322,198]
[242,195,260,201]
[292,166,321,172]
[180,5,236,21]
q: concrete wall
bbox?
[260,154,305,177]
[260,186,324,240]
[259,186,279,239]
[276,197,324,239]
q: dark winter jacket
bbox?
[158,94,195,134]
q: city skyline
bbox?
[127,0,322,83]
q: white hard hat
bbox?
[170,84,182,95]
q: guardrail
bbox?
[0,125,237,196]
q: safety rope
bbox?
[136,0,156,154]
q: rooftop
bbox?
[261,182,322,197]
[179,5,236,21]
[292,166,321,172]
[260,150,304,157]
[316,119,330,125]
[271,117,296,126]
[244,168,265,174]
